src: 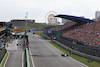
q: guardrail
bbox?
[0,51,8,67]
[0,48,7,62]
[26,48,30,67]
[52,40,100,62]
[41,33,100,62]
[41,33,51,39]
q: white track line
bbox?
[29,48,35,67]
[3,51,10,67]
[22,51,24,67]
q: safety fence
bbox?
[52,40,100,62]
[25,49,27,67]
[0,48,7,67]
[41,33,100,62]
[25,48,30,67]
[41,33,51,39]
[0,48,7,62]
[56,37,100,57]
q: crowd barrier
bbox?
[56,37,100,57]
[0,48,7,62]
[52,40,100,62]
[25,49,27,67]
[41,33,100,62]
[41,33,51,39]
[25,48,30,67]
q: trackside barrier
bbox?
[61,36,100,57]
[0,51,8,67]
[52,40,100,62]
[0,48,7,62]
[25,50,27,67]
[26,48,30,67]
[41,33,100,62]
[41,33,51,39]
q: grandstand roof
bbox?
[55,14,94,23]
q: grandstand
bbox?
[48,21,77,31]
[63,21,100,46]
[44,14,100,59]
[0,27,6,49]
[0,27,6,37]
[55,14,94,23]
[48,14,94,32]
[46,14,100,47]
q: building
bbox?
[10,19,35,23]
[97,16,100,21]
[0,22,6,27]
[95,11,100,21]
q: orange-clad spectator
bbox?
[63,21,100,47]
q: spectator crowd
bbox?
[63,21,100,46]
[48,21,76,31]
[48,21,100,47]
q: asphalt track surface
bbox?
[5,39,25,67]
[28,33,87,67]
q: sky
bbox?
[0,0,100,22]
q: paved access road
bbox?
[28,33,87,67]
[5,39,25,67]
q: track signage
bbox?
[12,29,25,32]
[13,35,28,39]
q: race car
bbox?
[61,53,68,57]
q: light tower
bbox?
[25,12,28,35]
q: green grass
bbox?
[40,34,100,67]
[12,23,57,30]
[1,53,8,67]
[50,42,100,67]
[40,34,49,40]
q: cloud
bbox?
[0,0,100,22]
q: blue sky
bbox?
[0,0,100,22]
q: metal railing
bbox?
[0,51,8,67]
[26,48,30,67]
[41,33,100,62]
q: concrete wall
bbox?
[0,48,7,62]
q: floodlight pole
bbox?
[25,12,28,35]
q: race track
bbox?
[28,33,87,67]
